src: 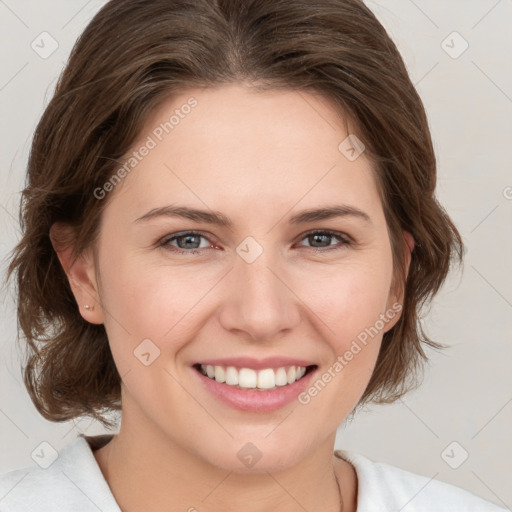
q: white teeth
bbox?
[238,368,257,388]
[214,365,226,383]
[275,367,288,386]
[199,364,310,390]
[225,366,239,386]
[287,366,296,384]
[257,368,276,389]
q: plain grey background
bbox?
[0,0,511,508]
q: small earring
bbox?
[83,305,94,311]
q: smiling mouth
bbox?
[193,363,317,391]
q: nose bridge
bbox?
[218,239,300,339]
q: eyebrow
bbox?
[133,204,371,227]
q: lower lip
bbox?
[192,366,317,413]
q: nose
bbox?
[218,247,301,342]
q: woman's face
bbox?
[84,84,403,472]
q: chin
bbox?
[193,433,310,474]
[210,450,300,475]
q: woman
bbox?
[1,0,506,510]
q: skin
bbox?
[52,83,411,512]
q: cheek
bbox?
[295,259,394,346]
[292,256,394,408]
[293,263,392,416]
[99,248,192,331]
[96,250,219,372]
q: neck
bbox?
[92,413,357,512]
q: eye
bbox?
[158,229,352,255]
[159,231,215,254]
[295,230,351,251]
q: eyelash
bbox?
[158,229,352,255]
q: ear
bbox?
[49,222,104,325]
[384,230,414,332]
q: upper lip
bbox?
[195,357,317,370]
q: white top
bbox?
[0,435,506,511]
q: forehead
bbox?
[105,84,382,224]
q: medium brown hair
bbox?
[5,0,463,426]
